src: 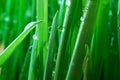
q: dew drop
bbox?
[53,54,57,62]
[4,16,10,22]
[33,34,38,40]
[36,16,38,19]
[109,10,112,16]
[66,0,71,7]
[80,17,85,21]
[13,19,17,24]
[118,26,120,30]
[58,0,62,5]
[110,37,114,46]
[58,26,63,33]
[52,71,55,78]
[53,71,55,74]
[26,9,31,17]
[24,22,35,31]
[62,28,65,32]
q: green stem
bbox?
[36,0,48,79]
[44,12,58,80]
[28,37,38,80]
[118,0,120,78]
[66,0,98,80]
[104,0,119,80]
[92,0,110,80]
[54,0,77,80]
[118,0,120,61]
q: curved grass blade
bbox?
[0,21,43,66]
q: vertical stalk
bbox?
[118,0,120,61]
[43,0,48,68]
[92,0,109,80]
[36,0,48,79]
[58,0,66,27]
[83,45,92,80]
[54,0,77,80]
[28,33,39,80]
[66,0,98,80]
[60,0,82,78]
[118,0,120,78]
[44,12,58,80]
[104,0,119,80]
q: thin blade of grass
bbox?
[54,0,77,79]
[92,0,109,80]
[60,0,82,78]
[66,0,98,80]
[0,21,42,66]
[104,0,119,80]
[118,0,120,61]
[44,11,58,80]
[36,0,48,79]
[118,0,120,78]
[28,34,38,80]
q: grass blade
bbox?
[44,11,58,80]
[66,0,98,80]
[0,21,42,66]
[118,0,120,61]
[92,0,109,80]
[28,35,38,80]
[54,0,78,79]
[36,0,48,79]
[104,0,119,80]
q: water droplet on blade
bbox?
[13,19,17,24]
[58,0,62,5]
[62,28,65,32]
[24,22,35,31]
[110,37,114,46]
[66,0,71,7]
[4,16,10,22]
[109,10,112,16]
[33,34,38,40]
[80,17,85,21]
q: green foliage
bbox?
[0,0,120,80]
[0,21,42,66]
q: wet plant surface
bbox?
[0,0,120,80]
